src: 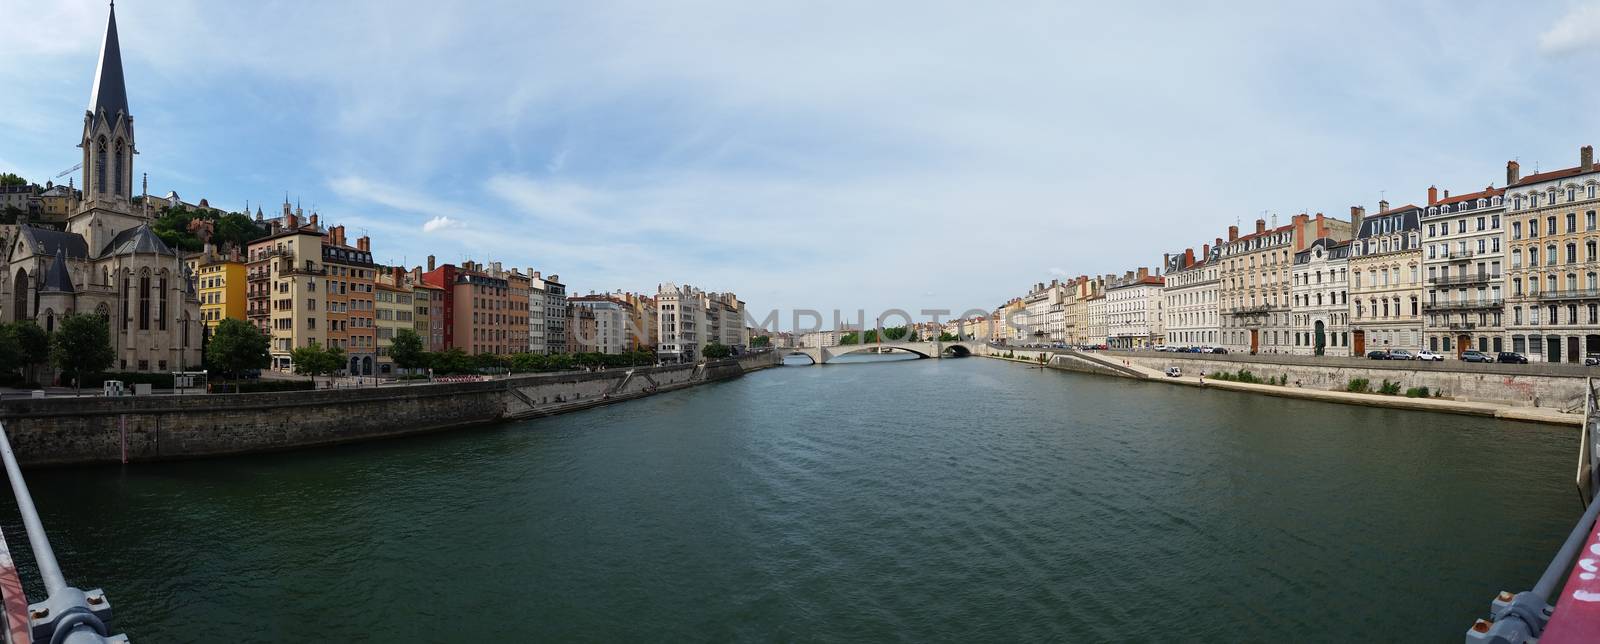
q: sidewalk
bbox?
[1169,373,1581,426]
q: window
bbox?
[1513,222,1523,239]
[138,274,150,330]
[1549,216,1558,235]
[1568,243,1579,264]
[94,137,107,194]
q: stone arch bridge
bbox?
[778,341,980,365]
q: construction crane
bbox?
[54,163,81,179]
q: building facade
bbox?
[1349,202,1424,355]
[1290,237,1352,356]
[1422,185,1507,357]
[1105,269,1164,349]
[1503,150,1600,362]
[1162,245,1219,347]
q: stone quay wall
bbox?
[0,351,782,466]
[1107,350,1588,409]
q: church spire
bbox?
[89,1,129,119]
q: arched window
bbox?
[113,140,125,196]
[138,271,151,331]
[157,272,168,331]
[94,137,107,195]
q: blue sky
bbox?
[3,1,1600,325]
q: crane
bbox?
[54,163,81,179]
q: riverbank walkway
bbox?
[987,350,1583,427]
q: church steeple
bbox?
[89,2,129,121]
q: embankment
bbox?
[0,351,780,466]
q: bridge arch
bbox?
[780,349,817,365]
[828,345,934,360]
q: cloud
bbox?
[1540,4,1600,55]
[421,216,463,233]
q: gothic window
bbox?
[138,271,150,331]
[158,273,167,331]
[94,137,107,195]
[114,140,125,196]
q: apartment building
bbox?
[245,213,325,371]
[192,245,245,332]
[1162,245,1219,347]
[1421,185,1507,357]
[1290,237,1352,355]
[530,272,567,354]
[1349,202,1424,355]
[1106,269,1164,349]
[321,225,377,375]
[1503,148,1600,362]
[657,282,704,362]
[373,277,414,374]
[569,295,629,354]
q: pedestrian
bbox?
[1199,370,1205,385]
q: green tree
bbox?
[289,340,344,383]
[205,318,270,382]
[750,335,771,347]
[389,328,427,372]
[703,342,732,359]
[429,347,474,374]
[938,331,958,342]
[49,313,114,394]
[12,320,49,384]
[838,332,859,345]
[0,173,25,187]
[882,326,908,341]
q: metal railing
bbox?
[1423,298,1505,311]
[1536,288,1600,301]
[1468,379,1600,641]
[0,424,125,643]
[1429,273,1500,286]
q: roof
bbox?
[17,226,89,259]
[1433,186,1504,207]
[89,4,129,120]
[1231,222,1295,245]
[1511,165,1600,188]
[40,250,74,294]
[101,224,175,257]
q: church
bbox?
[1,3,202,373]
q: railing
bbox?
[1424,298,1504,311]
[1439,248,1477,261]
[1469,379,1600,641]
[0,424,125,643]
[1429,273,1500,286]
[1227,305,1278,316]
[1446,322,1477,331]
[1536,289,1600,301]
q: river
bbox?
[0,354,1579,641]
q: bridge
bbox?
[777,340,980,365]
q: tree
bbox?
[751,335,771,347]
[12,321,48,384]
[289,341,344,383]
[429,347,474,374]
[0,173,25,187]
[882,326,908,341]
[389,328,427,372]
[50,313,114,394]
[205,318,270,381]
[703,342,732,359]
[939,332,958,342]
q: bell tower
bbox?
[69,2,145,254]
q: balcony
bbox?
[1428,273,1500,287]
[1423,298,1504,311]
[1227,304,1278,316]
[1535,289,1600,301]
[1445,321,1478,331]
[1437,248,1476,262]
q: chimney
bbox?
[1443,190,1450,200]
[357,236,370,252]
[309,213,319,229]
[1507,160,1521,185]
[285,212,298,229]
[1379,200,1390,213]
[1228,225,1239,242]
[393,266,405,283]
[1255,218,1266,234]
[1584,145,1594,172]
[1315,212,1326,237]
[1137,267,1149,280]
[1427,185,1437,205]
[1184,248,1195,265]
[1163,252,1170,267]
[1350,205,1365,235]
[1202,243,1211,259]
[532,271,541,279]
[427,255,436,271]
[1292,213,1309,250]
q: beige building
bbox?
[246,214,327,371]
[1106,269,1164,349]
[1219,213,1350,354]
[1290,238,1352,356]
[1421,185,1507,357]
[1349,202,1424,355]
[1503,149,1600,362]
[1162,245,1220,348]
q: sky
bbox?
[3,0,1600,328]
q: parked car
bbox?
[1367,350,1389,360]
[1497,352,1529,364]
[1460,350,1494,363]
[1414,350,1444,362]
[1586,353,1600,366]
[1209,347,1228,354]
[1386,349,1415,360]
[1165,366,1182,378]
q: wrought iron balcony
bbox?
[1535,288,1600,301]
[1423,298,1505,311]
[1445,322,1478,331]
[1437,248,1477,262]
[1227,304,1279,316]
[1429,273,1500,286]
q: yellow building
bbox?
[374,271,415,375]
[191,249,246,332]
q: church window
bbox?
[114,140,125,196]
[158,275,167,331]
[95,137,107,194]
[138,273,150,331]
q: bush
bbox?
[1404,386,1431,398]
[1378,379,1402,395]
[1346,378,1370,393]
